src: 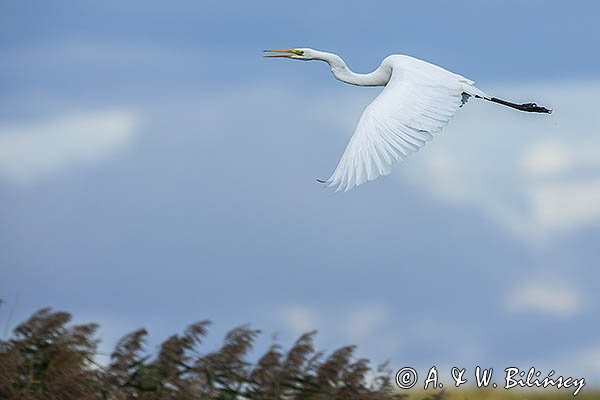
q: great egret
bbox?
[265,48,552,192]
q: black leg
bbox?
[489,97,552,114]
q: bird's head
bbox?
[263,48,318,60]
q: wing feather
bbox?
[324,66,469,191]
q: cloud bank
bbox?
[0,109,139,184]
[393,81,600,241]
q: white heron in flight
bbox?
[265,48,552,192]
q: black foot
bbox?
[520,102,552,114]
[316,179,327,184]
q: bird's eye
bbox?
[293,50,304,56]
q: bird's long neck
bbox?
[314,51,391,87]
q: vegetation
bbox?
[0,307,596,399]
[0,307,401,400]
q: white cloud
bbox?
[280,304,388,340]
[505,281,582,316]
[151,79,600,242]
[280,305,318,335]
[523,141,571,176]
[278,303,400,360]
[529,180,600,232]
[0,109,139,184]
[170,79,600,243]
[343,303,387,341]
[523,140,600,177]
[394,81,600,241]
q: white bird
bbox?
[265,48,552,192]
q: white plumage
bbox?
[325,55,486,191]
[264,48,550,191]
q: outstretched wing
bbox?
[323,67,471,191]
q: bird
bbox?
[264,48,552,192]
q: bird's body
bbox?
[265,48,551,191]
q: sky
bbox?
[2,0,600,390]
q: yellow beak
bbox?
[263,49,302,58]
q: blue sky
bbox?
[2,0,600,389]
